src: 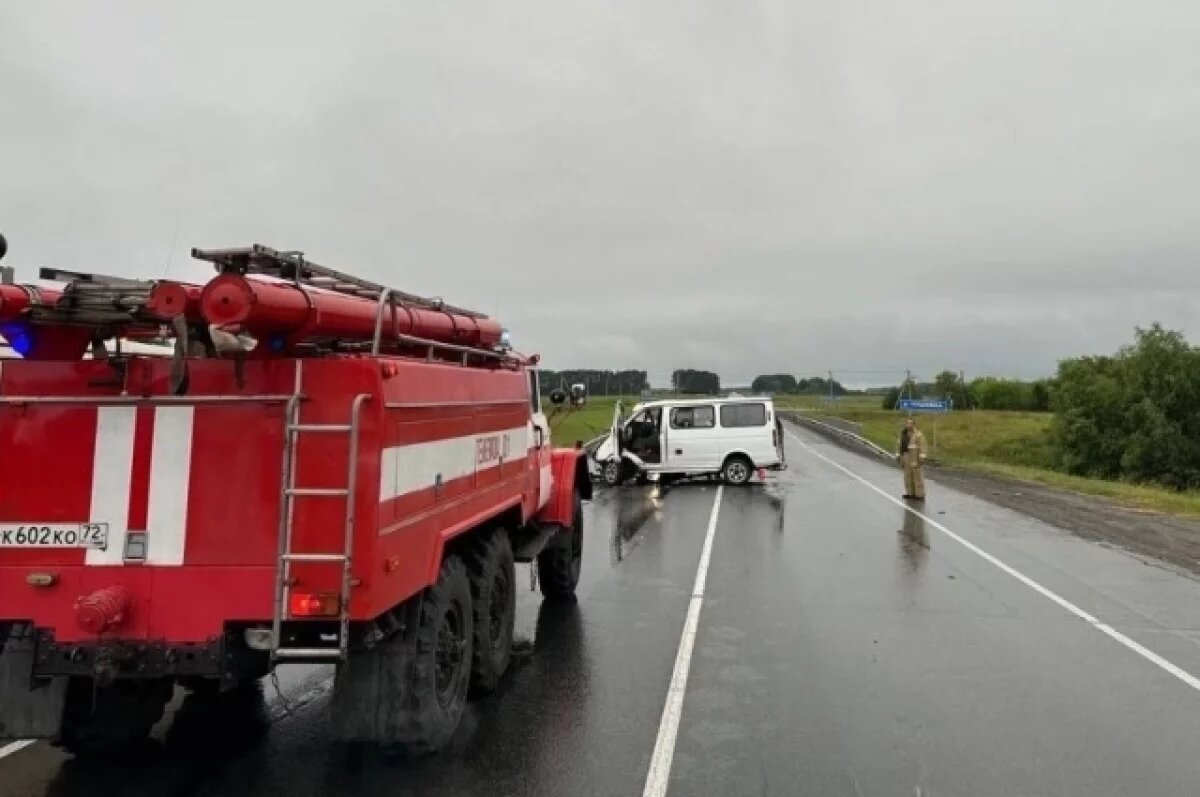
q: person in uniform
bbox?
[897,417,928,500]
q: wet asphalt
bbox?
[3,424,1200,796]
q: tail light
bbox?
[290,592,341,618]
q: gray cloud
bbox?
[2,1,1198,386]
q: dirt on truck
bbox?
[0,240,591,757]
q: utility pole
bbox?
[894,369,912,410]
[828,370,834,403]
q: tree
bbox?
[1051,324,1200,489]
[751,374,798,394]
[539,370,649,396]
[796,376,848,396]
[933,370,972,409]
[881,377,917,409]
[672,369,720,394]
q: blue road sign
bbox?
[898,398,950,413]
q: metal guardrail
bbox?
[779,411,897,463]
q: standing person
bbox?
[897,417,928,500]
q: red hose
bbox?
[146,281,204,321]
[0,285,63,322]
[200,275,502,348]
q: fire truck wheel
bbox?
[56,677,174,757]
[466,530,516,697]
[537,491,584,600]
[405,554,475,754]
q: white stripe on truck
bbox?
[378,425,532,502]
[146,407,194,565]
[85,406,135,566]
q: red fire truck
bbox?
[0,239,591,756]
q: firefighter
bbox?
[897,417,928,500]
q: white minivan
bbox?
[591,396,786,486]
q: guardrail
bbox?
[779,411,897,464]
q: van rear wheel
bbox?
[721,455,753,486]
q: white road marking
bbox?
[0,740,34,760]
[642,485,724,797]
[788,429,1200,694]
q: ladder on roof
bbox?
[28,268,162,327]
[270,362,371,664]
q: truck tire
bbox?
[537,492,583,600]
[56,677,174,757]
[465,530,515,696]
[330,554,474,756]
[721,454,753,486]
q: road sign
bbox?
[898,398,949,413]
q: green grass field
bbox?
[777,396,1200,517]
[551,394,1200,517]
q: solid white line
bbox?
[787,429,1200,693]
[0,740,34,760]
[641,485,724,797]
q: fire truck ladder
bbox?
[271,363,371,664]
[30,268,163,327]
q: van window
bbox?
[670,405,715,429]
[720,402,767,428]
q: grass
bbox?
[777,397,1200,517]
[546,396,628,447]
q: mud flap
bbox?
[0,629,67,741]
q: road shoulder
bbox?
[782,415,1200,579]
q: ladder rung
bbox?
[273,648,345,661]
[286,487,350,497]
[281,553,349,563]
[289,423,353,433]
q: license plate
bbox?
[0,523,109,550]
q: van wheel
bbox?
[721,455,754,486]
[465,530,515,696]
[602,459,622,486]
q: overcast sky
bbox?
[3,1,1199,386]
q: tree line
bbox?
[539,370,650,396]
[880,372,1052,411]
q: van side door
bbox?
[665,405,718,471]
[717,401,776,466]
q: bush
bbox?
[1051,324,1200,490]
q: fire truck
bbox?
[0,237,591,756]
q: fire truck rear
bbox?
[0,239,591,756]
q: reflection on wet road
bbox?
[4,425,1200,797]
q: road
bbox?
[3,423,1199,796]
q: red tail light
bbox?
[290,592,341,618]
